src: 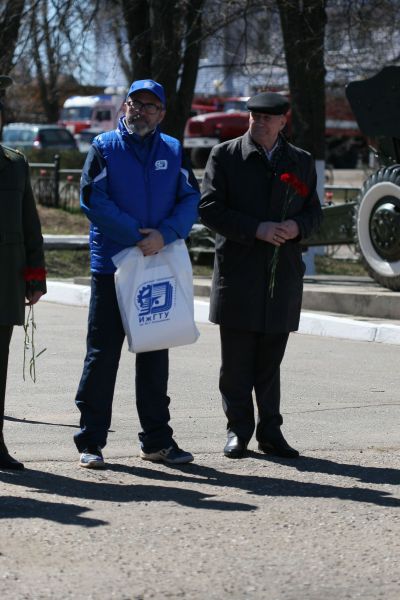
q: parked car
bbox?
[1,123,78,150]
[74,128,104,153]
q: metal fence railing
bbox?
[31,157,362,211]
[30,155,81,210]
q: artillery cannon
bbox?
[303,66,400,291]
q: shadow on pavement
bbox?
[0,467,255,527]
[106,460,400,509]
[4,416,80,429]
[1,452,399,529]
[4,416,114,432]
[0,496,106,527]
[251,453,400,486]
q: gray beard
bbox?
[125,117,153,137]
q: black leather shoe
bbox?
[0,452,24,470]
[224,435,247,458]
[258,433,299,459]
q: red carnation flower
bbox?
[280,172,309,198]
[268,172,309,299]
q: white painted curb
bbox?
[44,281,92,307]
[43,282,400,345]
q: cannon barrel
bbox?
[346,66,400,164]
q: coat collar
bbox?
[241,131,260,161]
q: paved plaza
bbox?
[0,300,399,599]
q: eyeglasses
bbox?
[126,99,162,115]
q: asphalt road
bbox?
[1,301,399,599]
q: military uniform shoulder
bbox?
[0,144,26,160]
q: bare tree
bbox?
[30,0,61,122]
[24,0,100,122]
[0,0,25,75]
[108,0,205,140]
[106,1,272,139]
[325,0,400,85]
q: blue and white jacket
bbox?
[80,117,200,273]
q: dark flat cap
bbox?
[247,91,290,115]
[0,75,13,90]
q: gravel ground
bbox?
[1,451,399,600]
[1,303,399,599]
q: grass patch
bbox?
[192,257,367,278]
[46,249,368,279]
[192,264,213,276]
[315,255,367,276]
[39,207,368,279]
[45,249,91,279]
[44,251,367,281]
[38,205,88,235]
[45,249,214,279]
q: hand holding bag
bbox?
[112,239,199,353]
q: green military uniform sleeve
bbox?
[0,145,46,325]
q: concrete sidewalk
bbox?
[1,301,399,599]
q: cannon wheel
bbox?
[354,165,400,290]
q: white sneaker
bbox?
[79,446,105,469]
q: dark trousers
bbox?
[0,325,13,451]
[74,274,173,453]
[219,325,289,443]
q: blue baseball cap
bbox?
[127,79,166,106]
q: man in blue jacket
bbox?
[74,79,200,468]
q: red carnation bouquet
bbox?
[268,172,309,299]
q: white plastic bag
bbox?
[112,239,199,353]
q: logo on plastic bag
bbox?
[136,278,175,324]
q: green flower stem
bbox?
[268,246,279,299]
[23,304,46,383]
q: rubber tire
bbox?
[354,165,400,290]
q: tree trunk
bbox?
[30,0,64,123]
[121,0,152,80]
[276,0,326,160]
[151,0,204,139]
[119,0,205,141]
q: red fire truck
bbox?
[59,93,125,134]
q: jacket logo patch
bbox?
[155,160,168,170]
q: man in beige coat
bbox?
[0,75,46,470]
